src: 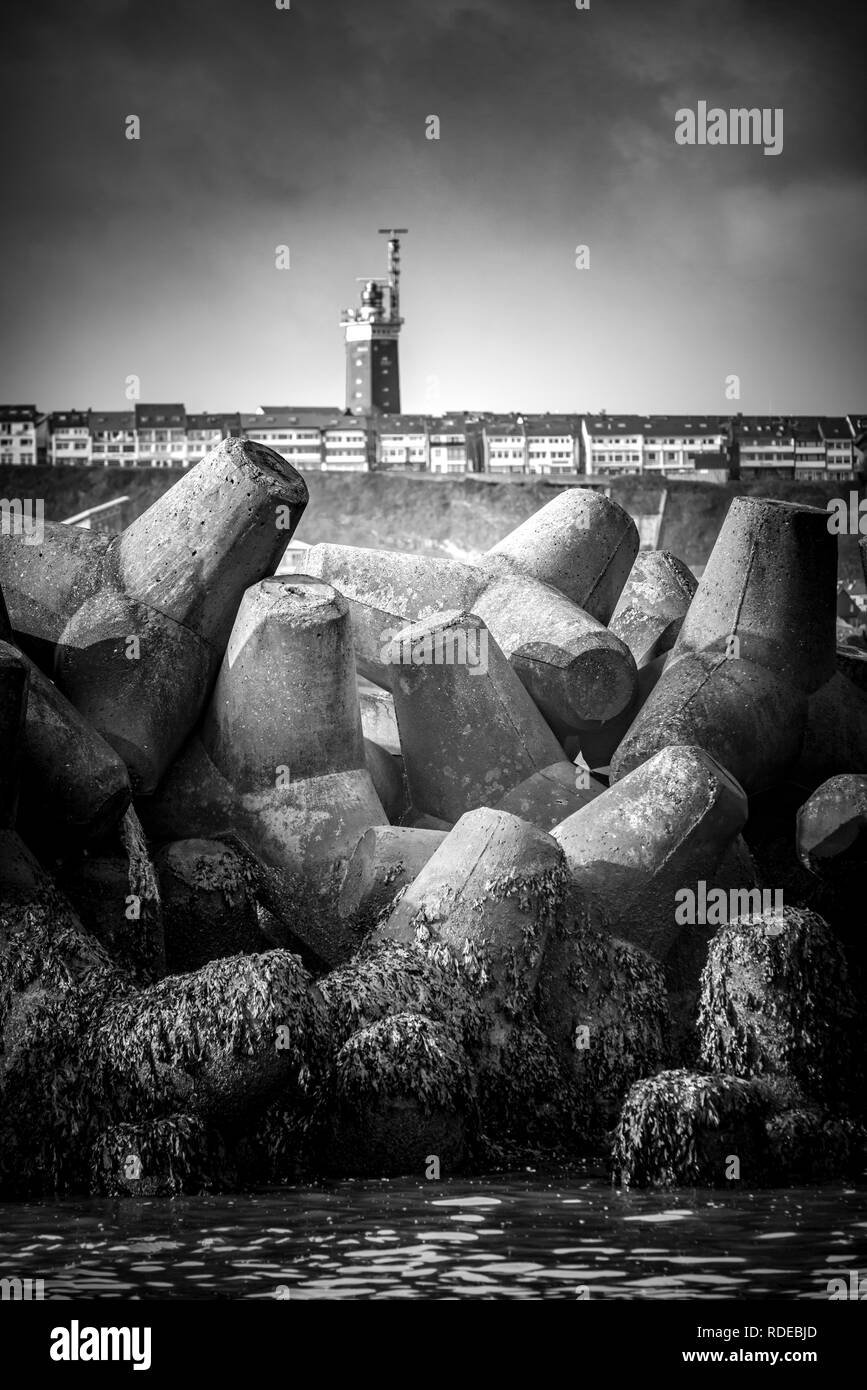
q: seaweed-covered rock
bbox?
[764,1105,865,1184]
[697,906,864,1110]
[90,1115,233,1197]
[0,875,331,1196]
[475,1022,574,1165]
[321,1013,472,1177]
[319,940,484,1050]
[612,1069,793,1188]
[89,950,330,1126]
[377,808,569,1049]
[535,912,669,1137]
[154,838,266,973]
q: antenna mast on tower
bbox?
[378,228,408,324]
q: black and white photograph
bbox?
[1,0,866,1355]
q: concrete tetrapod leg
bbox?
[0,638,131,847]
[789,672,867,789]
[375,806,569,1051]
[796,773,867,872]
[387,612,564,823]
[338,825,447,931]
[305,544,479,689]
[551,745,748,962]
[357,680,401,753]
[609,650,808,796]
[470,568,638,728]
[144,576,386,966]
[0,521,111,669]
[363,737,408,823]
[484,487,639,621]
[492,760,604,832]
[575,651,667,772]
[608,550,697,668]
[2,441,309,793]
[671,496,837,694]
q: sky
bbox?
[1,0,865,416]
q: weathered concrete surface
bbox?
[796,774,867,871]
[610,650,808,796]
[672,497,837,693]
[575,651,666,772]
[0,637,131,845]
[141,577,387,965]
[609,550,697,668]
[484,487,639,620]
[358,681,401,753]
[305,544,478,689]
[376,807,568,1049]
[471,567,638,727]
[338,825,447,928]
[492,760,604,831]
[363,737,407,823]
[789,672,867,789]
[552,745,748,961]
[0,440,309,793]
[389,612,564,823]
[308,530,639,728]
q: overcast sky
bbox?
[1,0,864,416]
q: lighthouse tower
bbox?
[341,230,407,416]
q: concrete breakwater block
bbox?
[338,826,447,930]
[309,534,639,729]
[535,917,669,1135]
[388,612,564,823]
[0,440,309,793]
[790,671,867,789]
[319,1013,472,1178]
[672,497,837,693]
[796,774,867,871]
[363,737,407,823]
[575,651,667,772]
[484,487,639,620]
[492,760,604,831]
[358,681,401,753]
[470,568,638,728]
[697,907,864,1110]
[140,577,386,966]
[0,636,131,846]
[610,651,808,796]
[154,839,267,974]
[608,550,697,668]
[305,545,479,689]
[376,807,568,1048]
[551,745,748,961]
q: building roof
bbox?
[89,410,135,431]
[49,409,89,430]
[821,417,854,441]
[134,403,186,427]
[186,412,241,431]
[0,404,38,423]
[377,414,429,434]
[642,416,726,439]
[583,415,648,436]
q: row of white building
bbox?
[1,404,865,481]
